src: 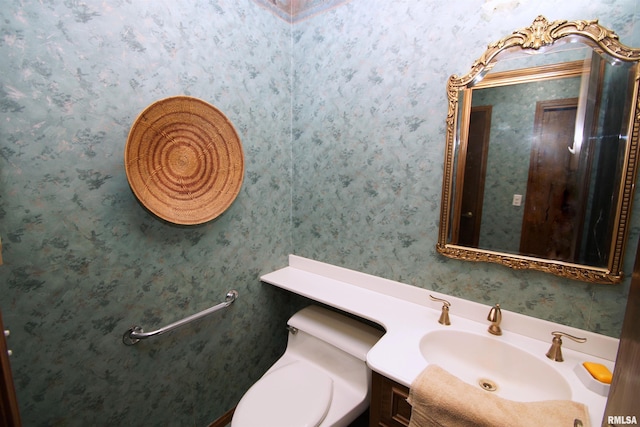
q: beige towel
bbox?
[407,365,590,427]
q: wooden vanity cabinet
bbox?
[369,371,412,427]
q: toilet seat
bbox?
[232,360,333,427]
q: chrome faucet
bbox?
[487,303,502,335]
[429,295,451,326]
[545,331,587,362]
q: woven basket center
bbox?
[168,144,199,176]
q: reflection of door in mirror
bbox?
[470,75,583,255]
[457,57,609,261]
[520,98,579,260]
[519,55,632,266]
[456,106,491,247]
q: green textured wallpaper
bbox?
[1,0,639,425]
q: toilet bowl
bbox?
[231,305,384,427]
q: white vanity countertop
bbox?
[261,255,619,427]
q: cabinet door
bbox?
[370,372,411,427]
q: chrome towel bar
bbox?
[122,289,238,346]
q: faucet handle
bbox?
[551,331,587,343]
[546,331,587,362]
[429,294,451,307]
[429,295,451,326]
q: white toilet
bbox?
[231,305,385,427]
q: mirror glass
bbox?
[437,16,640,283]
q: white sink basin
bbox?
[419,330,572,402]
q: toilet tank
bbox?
[286,306,384,361]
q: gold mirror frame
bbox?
[437,16,640,284]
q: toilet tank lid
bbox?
[288,305,385,361]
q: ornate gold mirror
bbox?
[437,16,640,284]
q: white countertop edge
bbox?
[283,254,619,361]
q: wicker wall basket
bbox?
[125,96,244,225]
